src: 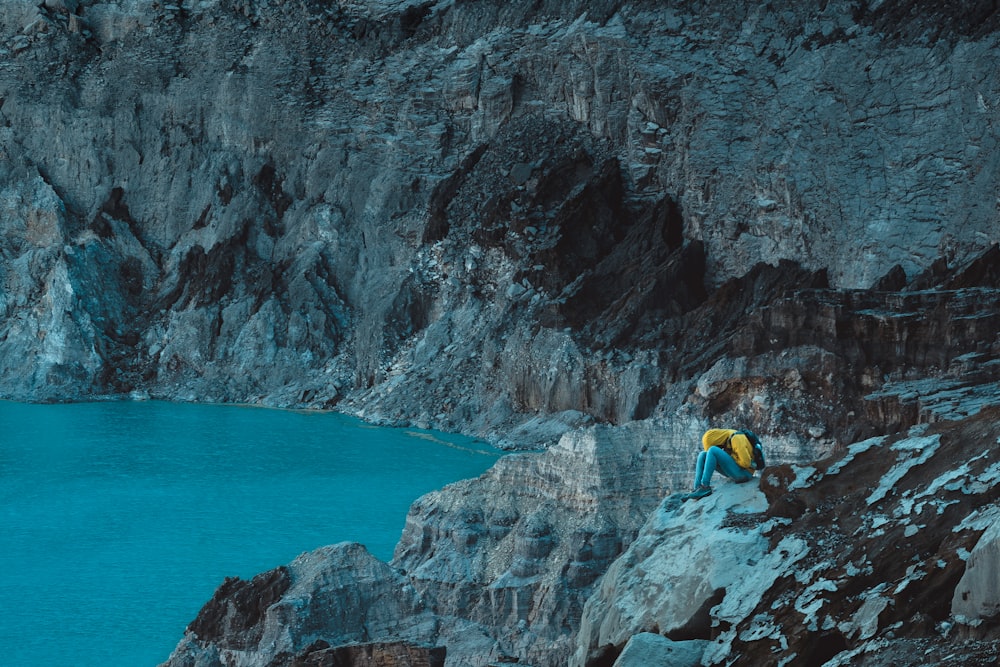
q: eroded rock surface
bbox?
[574,408,1000,667]
[165,393,1000,666]
[0,0,997,443]
[163,242,1000,664]
[289,641,446,667]
[163,542,439,667]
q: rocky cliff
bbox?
[2,0,998,433]
[574,407,1000,667]
[2,1,999,666]
[161,251,1000,666]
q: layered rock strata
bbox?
[163,241,1000,664]
[0,1,997,443]
[164,245,1000,664]
[167,387,1000,666]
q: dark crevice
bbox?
[854,0,1000,43]
[666,587,725,641]
[423,143,488,244]
[253,162,292,220]
[584,642,622,667]
[101,186,132,225]
[399,2,434,37]
[157,222,252,311]
[383,274,436,356]
[193,204,211,230]
[796,631,849,665]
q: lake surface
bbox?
[0,400,501,666]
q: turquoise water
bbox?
[0,401,501,666]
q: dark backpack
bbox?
[738,429,767,471]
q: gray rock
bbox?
[161,542,438,666]
[389,420,703,664]
[572,483,773,667]
[952,516,1000,623]
[612,633,707,667]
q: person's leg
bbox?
[710,446,753,483]
[696,447,728,488]
[693,450,708,490]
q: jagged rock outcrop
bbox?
[162,246,1000,665]
[166,375,1000,666]
[164,542,440,667]
[163,421,701,666]
[389,421,714,664]
[573,406,1000,667]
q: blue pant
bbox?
[694,446,752,488]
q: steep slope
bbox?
[575,409,1000,667]
[0,0,997,445]
[161,243,1000,666]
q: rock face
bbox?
[2,1,1000,666]
[573,407,1000,667]
[164,380,1000,666]
[290,641,446,667]
[0,0,997,438]
[164,542,440,667]
[389,421,710,664]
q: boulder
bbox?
[612,633,706,667]
[952,516,1000,624]
[572,482,776,667]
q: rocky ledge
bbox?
[575,408,1000,667]
[161,246,1000,665]
[163,399,1000,666]
[162,236,1000,665]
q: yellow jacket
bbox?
[702,429,755,472]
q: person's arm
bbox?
[703,428,737,451]
[730,435,754,470]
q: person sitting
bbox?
[686,428,765,500]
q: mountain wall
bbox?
[1,0,998,436]
[160,251,1000,666]
[2,1,1000,666]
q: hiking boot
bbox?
[687,485,712,500]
